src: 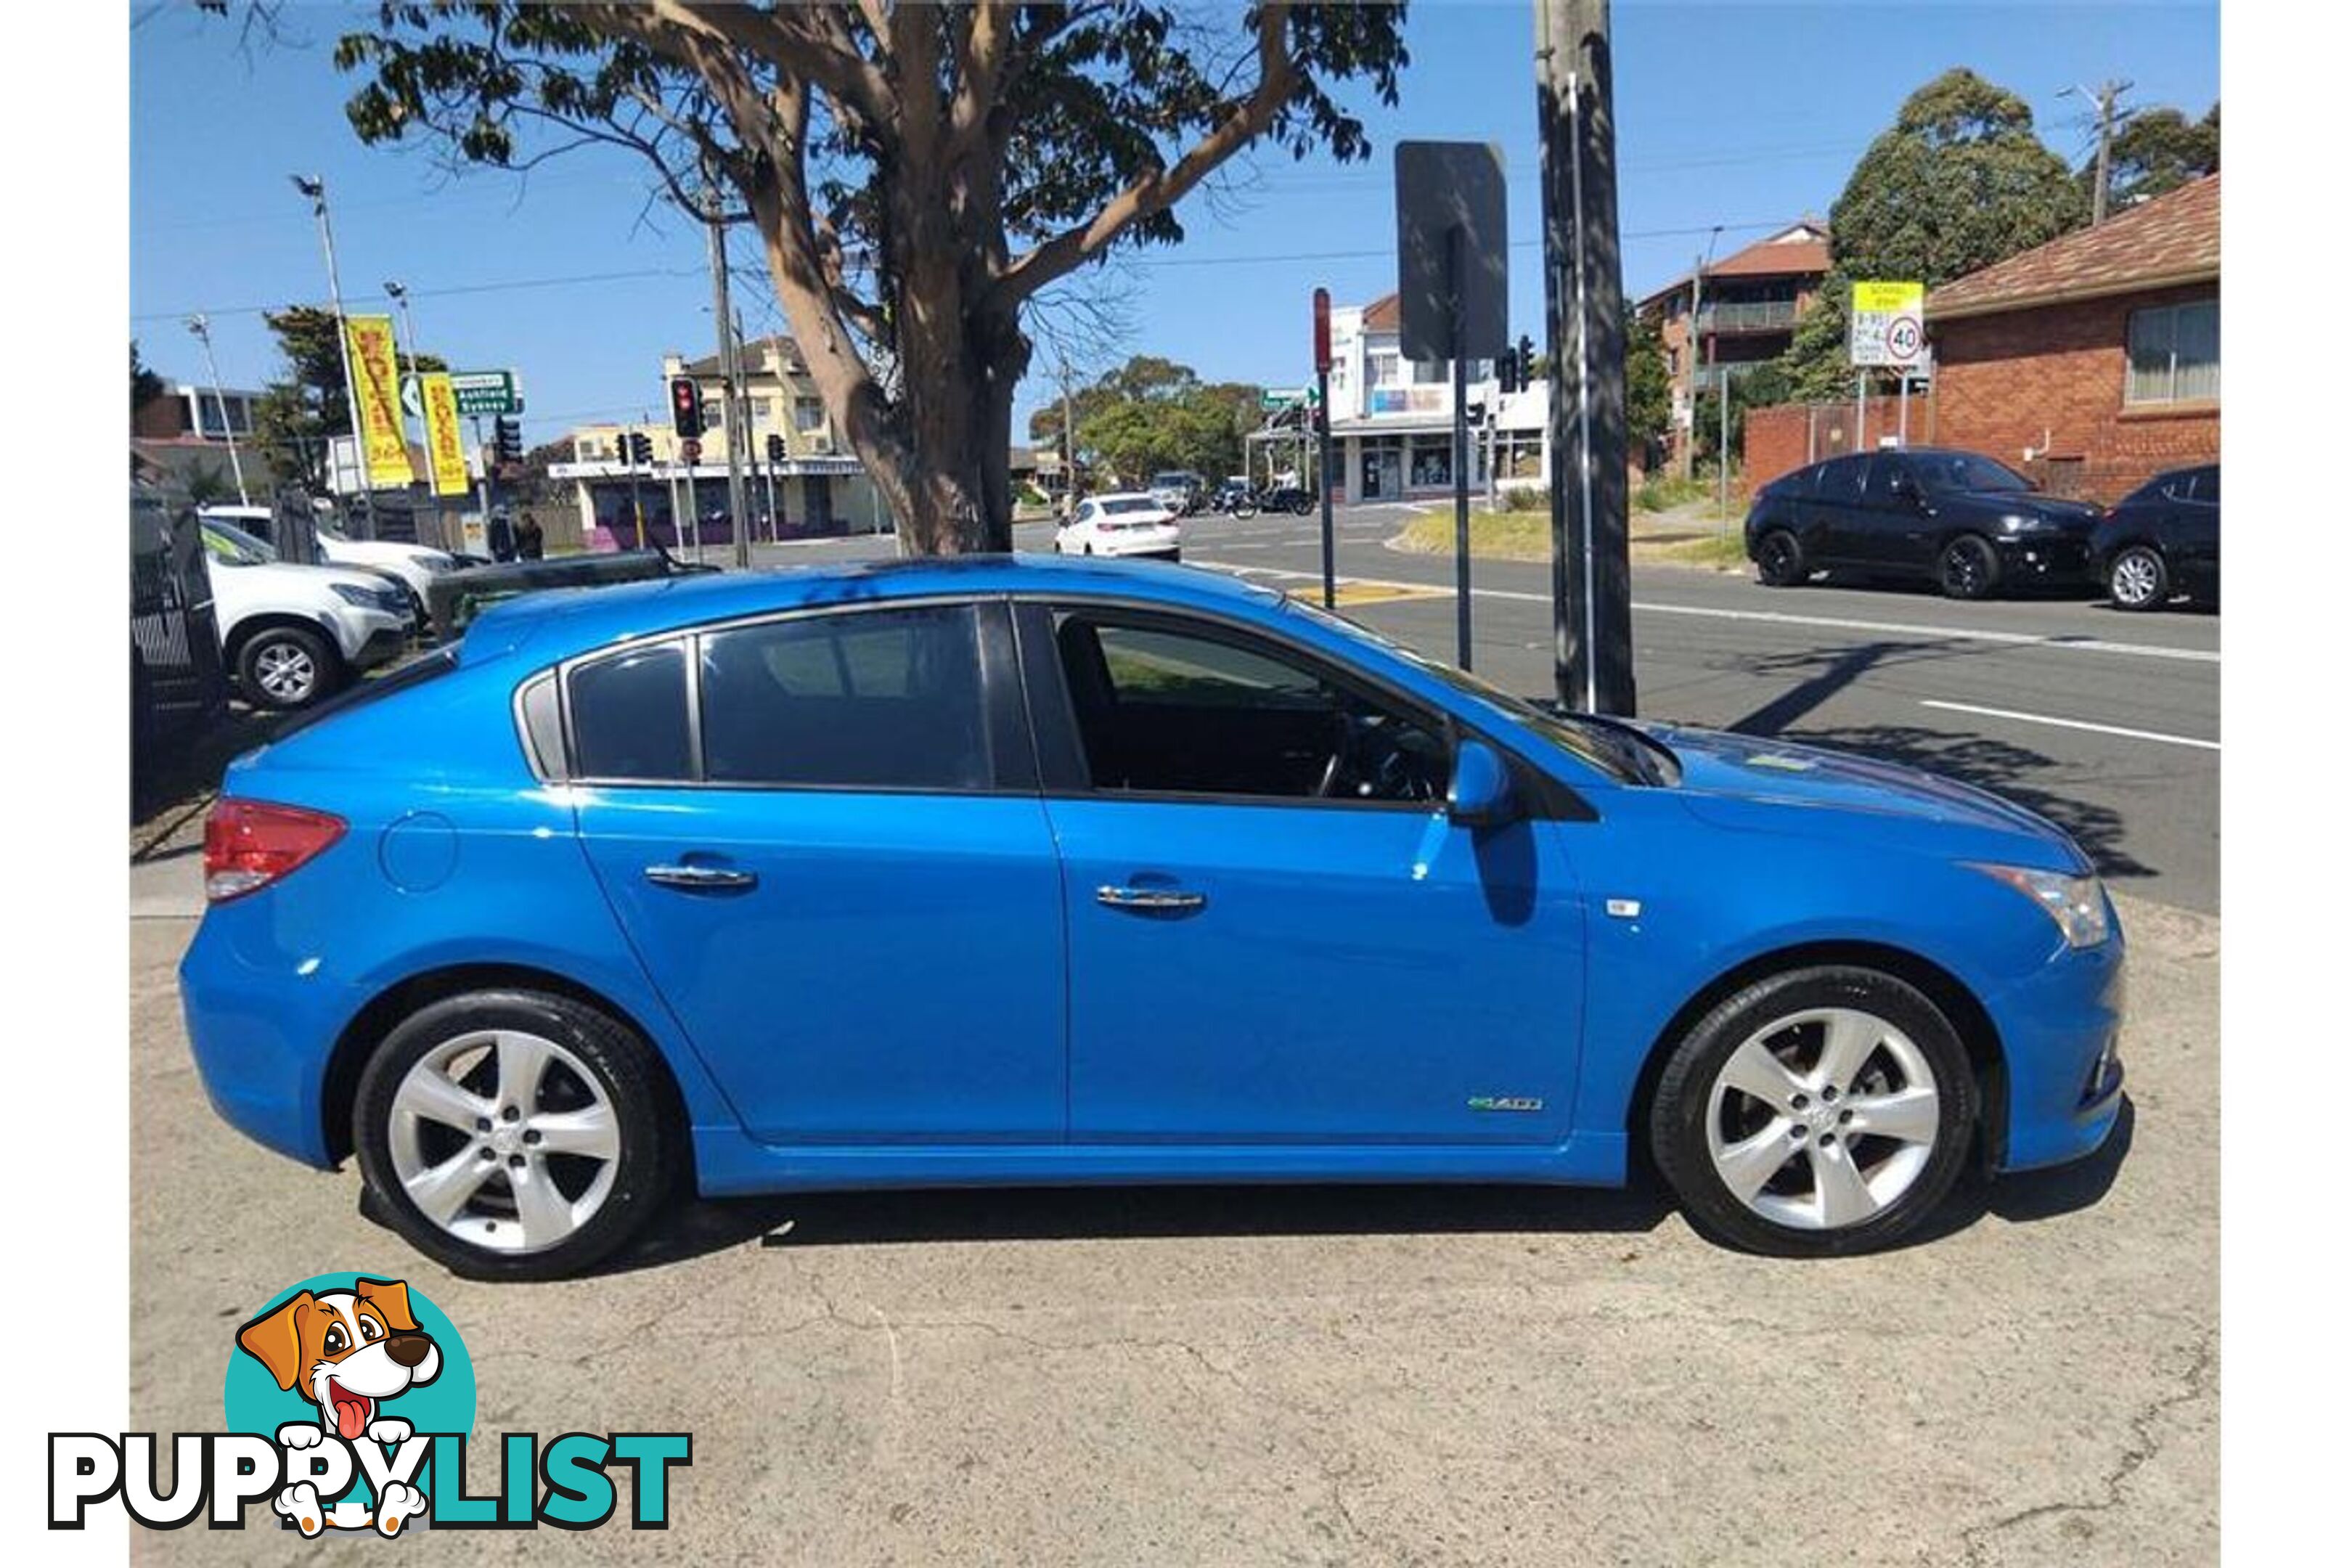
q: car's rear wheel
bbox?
[1937,535,2000,600]
[353,989,679,1281]
[237,626,341,711]
[1754,528,1805,587]
[2108,544,2169,611]
[1649,966,1977,1257]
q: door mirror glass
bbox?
[1447,738,1515,827]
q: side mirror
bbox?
[1447,738,1516,828]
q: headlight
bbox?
[330,583,378,608]
[1969,863,2110,948]
[412,552,453,576]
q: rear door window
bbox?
[568,640,692,781]
[698,605,990,791]
[1813,456,1866,503]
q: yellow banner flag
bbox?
[418,373,470,498]
[344,314,415,486]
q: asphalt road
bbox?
[751,503,2221,912]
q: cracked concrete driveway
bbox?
[130,894,2216,1566]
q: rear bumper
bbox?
[179,907,354,1169]
[1984,923,2128,1172]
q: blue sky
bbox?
[130,1,2217,446]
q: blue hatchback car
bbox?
[181,558,2125,1278]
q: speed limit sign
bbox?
[1886,315,1924,364]
[1850,280,1926,368]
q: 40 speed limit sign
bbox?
[1850,279,1926,368]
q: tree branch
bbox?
[994,1,1299,306]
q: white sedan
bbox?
[1055,494,1182,561]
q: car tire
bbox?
[1648,965,1977,1258]
[237,625,341,711]
[1937,535,2000,600]
[353,989,681,1281]
[1754,528,1806,587]
[2107,544,2170,611]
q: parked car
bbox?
[200,505,457,627]
[423,547,722,640]
[197,517,415,711]
[1745,449,2103,600]
[1148,470,1205,515]
[181,557,2123,1279]
[2091,462,2219,611]
[1055,494,1181,560]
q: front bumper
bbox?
[1984,920,2128,1172]
[1993,532,2096,584]
[332,608,413,669]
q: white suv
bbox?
[200,505,454,625]
[198,518,415,710]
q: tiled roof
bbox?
[1637,222,1832,307]
[680,333,804,378]
[1362,293,1401,332]
[1928,173,2218,320]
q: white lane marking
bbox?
[1919,700,2220,752]
[1188,560,2217,666]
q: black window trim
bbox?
[1008,592,1596,821]
[535,594,1034,797]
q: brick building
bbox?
[1924,173,2218,504]
[1635,221,1832,467]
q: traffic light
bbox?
[629,430,654,466]
[1497,351,1519,396]
[766,433,786,464]
[492,417,522,465]
[1516,333,1536,389]
[669,375,703,438]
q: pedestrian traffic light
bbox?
[629,430,654,466]
[493,417,522,465]
[766,433,786,464]
[669,376,703,438]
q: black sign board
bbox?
[1394,142,1509,363]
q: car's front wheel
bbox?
[2108,544,2170,611]
[1937,535,2001,600]
[237,626,342,711]
[1754,528,1806,587]
[1649,966,1977,1257]
[353,989,679,1281]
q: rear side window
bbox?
[698,605,989,790]
[2184,465,2219,504]
[569,641,691,780]
[1814,457,1865,500]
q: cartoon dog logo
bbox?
[235,1276,441,1537]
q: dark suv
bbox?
[2091,462,2219,611]
[1744,448,2103,600]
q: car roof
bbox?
[460,555,1276,669]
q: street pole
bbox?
[626,428,646,550]
[1855,369,1866,452]
[1717,357,1729,525]
[704,179,754,570]
[1317,368,1335,610]
[184,314,250,507]
[292,175,369,532]
[1682,253,1702,482]
[470,415,494,559]
[1536,0,1635,714]
[2070,78,2131,226]
[1450,225,1474,671]
[1059,353,1079,520]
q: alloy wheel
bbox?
[1704,1007,1941,1231]
[1940,543,1988,597]
[253,641,318,703]
[2112,549,2163,608]
[385,1029,622,1254]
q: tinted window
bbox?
[1911,452,2031,494]
[570,641,691,780]
[1814,457,1866,500]
[1861,457,1910,505]
[2184,465,2219,504]
[1053,613,1446,803]
[1101,498,1163,515]
[698,605,989,790]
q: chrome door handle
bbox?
[1095,885,1206,912]
[644,863,758,891]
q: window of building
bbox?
[1051,613,1447,804]
[568,641,691,781]
[1366,351,1400,388]
[1496,433,1543,481]
[1410,359,1447,385]
[2126,298,2219,405]
[1408,434,1453,489]
[795,396,826,433]
[698,605,989,791]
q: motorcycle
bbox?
[1210,483,1260,520]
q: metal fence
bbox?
[131,486,229,794]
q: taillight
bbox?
[203,799,346,903]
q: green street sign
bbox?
[449,370,521,416]
[1260,387,1306,410]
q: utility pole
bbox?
[1535,0,1634,714]
[184,314,250,507]
[702,178,755,570]
[2069,78,2133,226]
[290,175,369,530]
[1058,352,1079,520]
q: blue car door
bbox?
[565,599,1069,1144]
[1019,603,1587,1147]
